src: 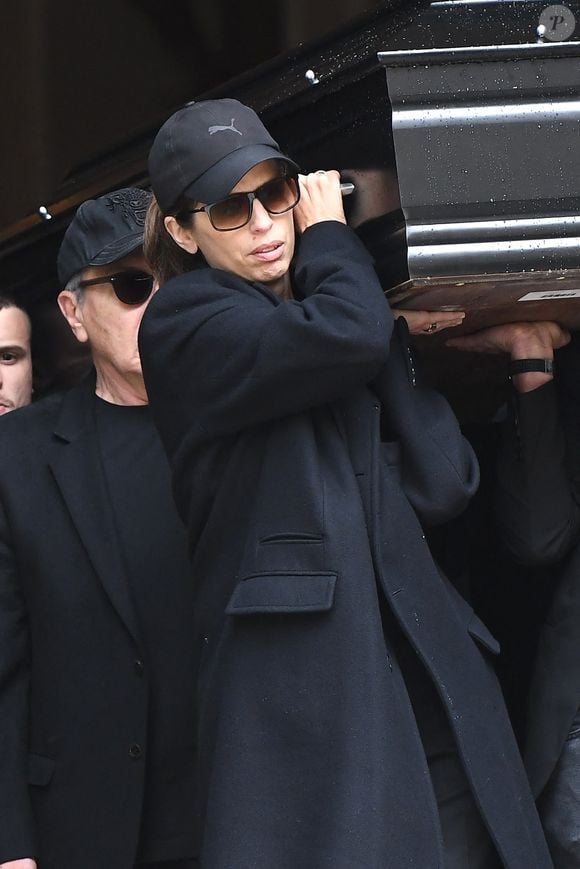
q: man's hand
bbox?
[446,320,571,393]
[393,309,465,335]
[445,320,570,357]
[0,860,37,868]
[293,170,346,234]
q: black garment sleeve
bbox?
[497,382,580,565]
[374,320,480,526]
[139,222,393,449]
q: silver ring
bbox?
[315,169,326,175]
[424,322,438,333]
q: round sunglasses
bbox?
[182,174,301,232]
[78,269,154,305]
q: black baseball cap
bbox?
[57,187,152,286]
[148,98,299,214]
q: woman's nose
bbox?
[249,199,273,231]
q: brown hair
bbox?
[144,197,202,286]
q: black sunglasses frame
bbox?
[77,269,154,305]
[184,173,301,232]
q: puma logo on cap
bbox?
[208,119,242,136]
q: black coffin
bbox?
[380,37,580,331]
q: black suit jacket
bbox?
[139,220,551,868]
[0,377,197,868]
[497,336,580,798]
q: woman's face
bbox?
[174,160,296,297]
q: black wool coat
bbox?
[140,221,551,868]
[0,378,198,868]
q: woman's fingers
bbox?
[393,309,466,336]
[294,170,346,233]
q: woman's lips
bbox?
[0,403,13,415]
[250,241,284,262]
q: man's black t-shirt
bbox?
[96,397,197,863]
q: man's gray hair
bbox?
[64,271,84,300]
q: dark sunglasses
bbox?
[78,269,154,305]
[184,173,301,232]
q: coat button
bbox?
[129,743,143,759]
[133,659,144,676]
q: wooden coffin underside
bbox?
[386,270,580,334]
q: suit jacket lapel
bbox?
[48,376,142,647]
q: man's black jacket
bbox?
[0,378,197,867]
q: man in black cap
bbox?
[0,189,198,869]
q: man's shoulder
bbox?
[0,391,62,434]
[0,381,91,449]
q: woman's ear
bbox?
[164,216,199,255]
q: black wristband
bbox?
[509,358,555,376]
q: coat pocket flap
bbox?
[28,753,56,786]
[226,572,337,615]
[467,613,501,656]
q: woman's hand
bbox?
[393,309,465,335]
[293,170,346,234]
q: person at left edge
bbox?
[0,294,33,415]
[0,189,198,869]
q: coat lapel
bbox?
[48,376,142,647]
